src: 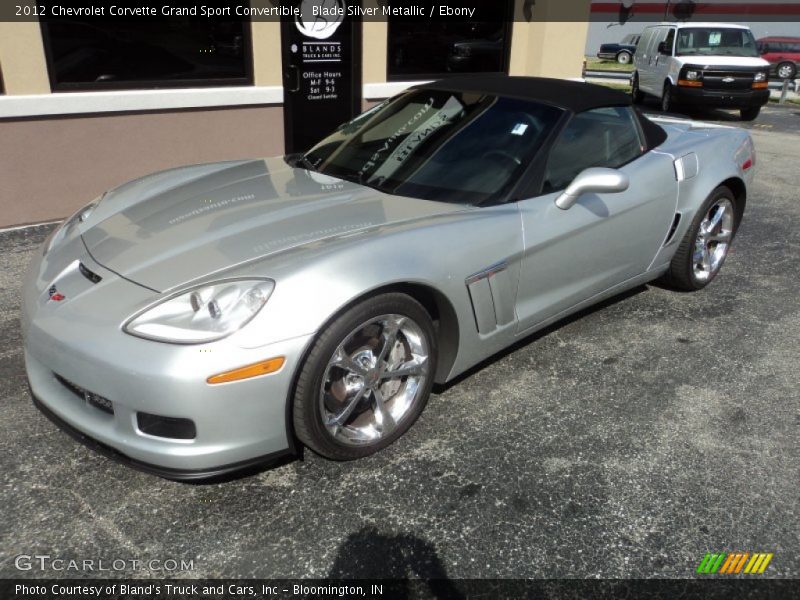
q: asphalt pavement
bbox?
[1,108,798,580]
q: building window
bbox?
[40,18,252,91]
[387,1,513,81]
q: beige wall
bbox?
[0,22,50,95]
[510,0,591,79]
[0,107,284,227]
[250,19,283,86]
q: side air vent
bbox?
[664,213,682,246]
[78,262,102,284]
[466,261,514,335]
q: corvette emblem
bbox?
[48,285,65,302]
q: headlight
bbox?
[124,279,275,344]
[685,70,702,81]
[754,71,767,82]
[44,196,101,255]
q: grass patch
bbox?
[591,81,632,93]
[585,57,635,73]
[768,96,800,106]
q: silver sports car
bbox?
[22,76,756,480]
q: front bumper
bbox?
[597,52,617,60]
[22,244,313,480]
[673,85,770,108]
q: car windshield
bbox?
[299,90,564,204]
[676,27,760,57]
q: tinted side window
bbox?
[40,18,251,90]
[543,107,645,193]
[664,29,676,54]
[387,1,513,81]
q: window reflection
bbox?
[388,1,512,80]
[41,18,251,90]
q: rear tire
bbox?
[293,293,437,460]
[660,186,739,291]
[617,51,632,65]
[740,106,761,121]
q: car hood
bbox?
[81,157,464,292]
[675,55,770,68]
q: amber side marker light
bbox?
[678,79,703,87]
[752,82,769,89]
[207,357,285,384]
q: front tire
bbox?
[740,106,761,121]
[661,82,676,113]
[617,51,632,65]
[660,186,739,291]
[293,293,437,460]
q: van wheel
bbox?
[631,73,644,104]
[740,107,761,121]
[617,51,632,65]
[661,82,676,113]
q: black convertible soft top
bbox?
[415,75,667,150]
[416,75,632,113]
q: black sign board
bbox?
[281,0,363,154]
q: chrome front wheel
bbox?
[320,314,430,447]
[293,293,437,460]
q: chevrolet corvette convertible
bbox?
[22,76,755,480]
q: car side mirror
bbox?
[555,168,630,210]
[657,41,671,55]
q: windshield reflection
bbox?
[299,90,564,205]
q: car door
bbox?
[515,107,678,333]
[652,27,676,92]
[638,27,663,93]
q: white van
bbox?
[632,22,771,121]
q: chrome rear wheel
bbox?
[693,198,734,283]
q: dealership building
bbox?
[0,0,593,228]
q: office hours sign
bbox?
[281,0,363,154]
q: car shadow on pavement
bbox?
[327,526,464,598]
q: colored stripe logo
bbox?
[697,552,774,574]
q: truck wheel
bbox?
[776,62,796,80]
[740,107,761,121]
[617,51,632,65]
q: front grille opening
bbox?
[137,413,196,440]
[54,374,114,415]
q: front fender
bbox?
[229,203,525,383]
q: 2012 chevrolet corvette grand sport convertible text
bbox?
[22,76,756,480]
